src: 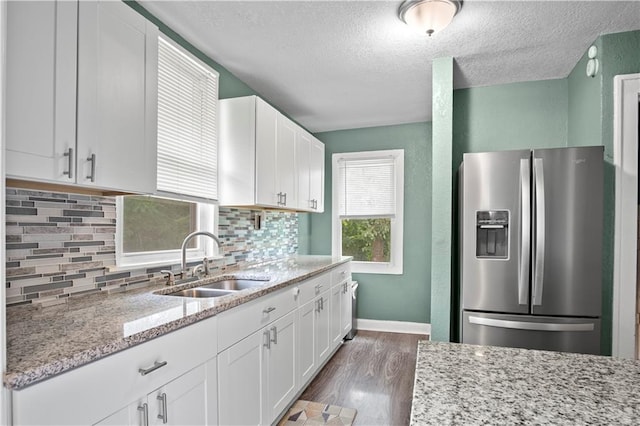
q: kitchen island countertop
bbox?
[411,341,640,425]
[4,255,350,390]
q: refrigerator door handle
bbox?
[468,316,595,332]
[532,158,545,306]
[519,159,531,305]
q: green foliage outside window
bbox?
[123,196,196,253]
[341,218,391,262]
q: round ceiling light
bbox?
[399,0,462,37]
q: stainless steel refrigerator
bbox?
[460,146,603,355]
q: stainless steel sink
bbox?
[167,288,236,298]
[163,278,269,298]
[198,279,268,291]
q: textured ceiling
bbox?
[140,0,640,132]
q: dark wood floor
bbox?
[299,330,427,426]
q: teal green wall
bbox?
[125,1,257,100]
[306,123,432,324]
[453,78,569,169]
[567,40,603,148]
[430,58,454,341]
[566,30,640,355]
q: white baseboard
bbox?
[356,319,431,336]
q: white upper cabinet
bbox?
[276,114,298,208]
[5,0,158,194]
[220,95,324,211]
[296,127,324,212]
[77,1,158,193]
[5,0,77,182]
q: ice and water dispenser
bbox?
[476,211,509,259]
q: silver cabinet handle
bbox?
[532,158,545,306]
[138,360,167,376]
[270,326,278,344]
[320,297,324,311]
[283,192,287,206]
[138,403,149,426]
[263,329,271,349]
[316,299,321,313]
[315,284,323,294]
[63,148,73,179]
[157,393,168,424]
[86,153,96,182]
[519,158,531,306]
[276,192,282,205]
[263,306,276,314]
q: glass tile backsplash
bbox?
[5,188,298,307]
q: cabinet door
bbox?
[297,300,316,387]
[265,311,297,424]
[5,0,77,183]
[315,292,331,365]
[330,284,343,348]
[276,115,298,208]
[309,137,325,212]
[341,282,353,337]
[255,98,279,206]
[296,129,312,211]
[93,400,141,426]
[218,330,265,425]
[150,363,210,426]
[77,0,158,193]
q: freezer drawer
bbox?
[462,311,601,355]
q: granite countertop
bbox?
[4,255,350,390]
[411,341,640,425]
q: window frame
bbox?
[115,196,218,268]
[332,149,404,275]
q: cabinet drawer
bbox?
[218,286,298,351]
[298,272,331,306]
[331,263,351,286]
[12,317,217,425]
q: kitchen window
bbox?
[116,34,220,267]
[115,196,216,267]
[332,150,404,274]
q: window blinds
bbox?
[337,157,396,218]
[157,37,219,201]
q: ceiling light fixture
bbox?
[398,0,461,37]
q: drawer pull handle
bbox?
[138,403,149,426]
[139,361,168,376]
[263,306,276,314]
[157,392,168,423]
[341,270,346,276]
[270,326,278,345]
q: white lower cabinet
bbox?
[315,290,332,366]
[218,310,297,426]
[297,299,317,386]
[218,329,264,426]
[330,284,343,347]
[264,311,298,422]
[12,317,218,426]
[95,360,216,426]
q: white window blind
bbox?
[157,37,219,201]
[337,157,396,218]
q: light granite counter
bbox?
[4,255,350,390]
[411,341,640,425]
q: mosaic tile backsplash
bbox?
[5,187,299,307]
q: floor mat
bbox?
[278,400,357,425]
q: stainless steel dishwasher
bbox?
[345,281,358,340]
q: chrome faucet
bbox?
[181,231,223,277]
